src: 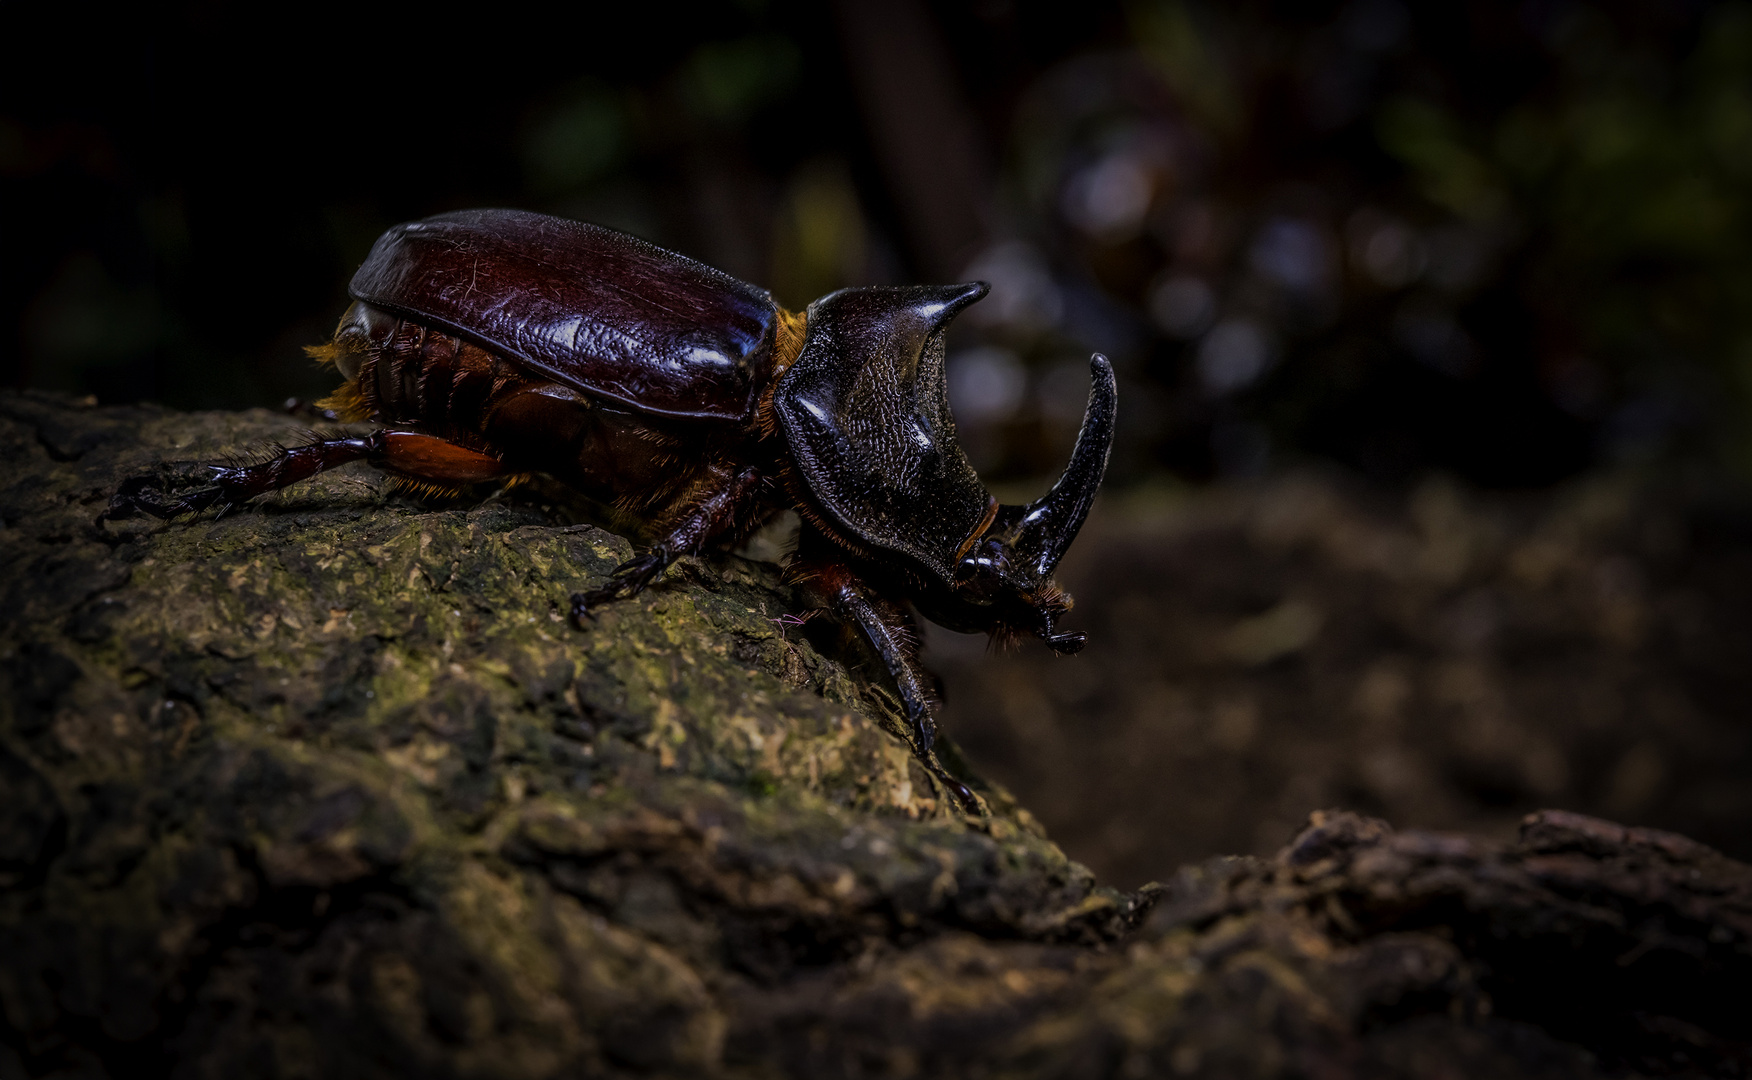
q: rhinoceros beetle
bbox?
[104,208,1116,810]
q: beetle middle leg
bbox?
[808,561,982,814]
[101,430,511,522]
[571,465,764,620]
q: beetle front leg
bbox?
[809,562,981,814]
[571,466,763,622]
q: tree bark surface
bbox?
[1,392,1748,1079]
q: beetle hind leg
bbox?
[101,434,386,522]
[100,430,512,524]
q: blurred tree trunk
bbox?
[1,391,1748,1079]
[834,0,992,279]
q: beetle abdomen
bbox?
[324,300,722,510]
[348,209,782,422]
[326,301,518,446]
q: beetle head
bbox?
[772,284,1115,650]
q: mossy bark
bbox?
[2,391,1748,1079]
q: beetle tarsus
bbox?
[606,545,675,598]
[97,475,166,523]
[572,545,677,625]
[1045,629,1087,655]
[907,708,981,813]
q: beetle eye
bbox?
[953,541,1013,603]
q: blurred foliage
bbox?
[675,34,802,126]
[954,0,1752,487]
[1379,3,1752,473]
[5,0,1752,489]
[768,159,871,310]
[523,85,629,194]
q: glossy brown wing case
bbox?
[348,208,781,421]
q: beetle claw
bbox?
[99,474,190,523]
[575,546,675,621]
[569,591,602,627]
[903,704,983,814]
[932,767,981,814]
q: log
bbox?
[1,390,1748,1078]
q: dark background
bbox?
[6,0,1751,881]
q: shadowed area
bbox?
[931,473,1752,886]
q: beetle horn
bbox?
[1008,353,1117,578]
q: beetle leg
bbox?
[811,563,981,814]
[571,466,763,621]
[100,430,510,523]
[572,545,675,620]
[102,434,385,522]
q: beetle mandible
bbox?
[103,209,1117,810]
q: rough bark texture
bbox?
[1,391,1749,1079]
